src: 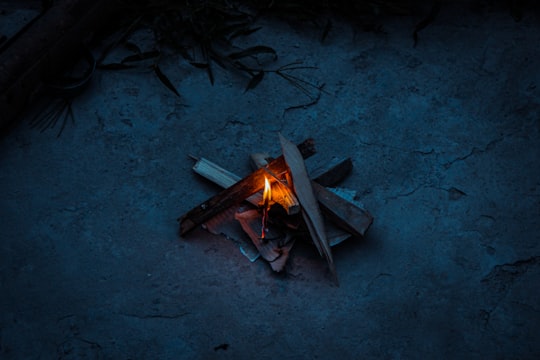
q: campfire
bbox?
[178,134,373,284]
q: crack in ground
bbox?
[442,133,513,169]
[363,272,392,296]
[358,140,435,156]
[120,312,190,320]
[385,184,426,200]
[480,256,540,328]
[57,336,103,359]
[220,119,248,130]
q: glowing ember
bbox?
[261,176,272,239]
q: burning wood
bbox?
[178,135,373,284]
[179,139,315,235]
[261,177,272,239]
[194,157,366,245]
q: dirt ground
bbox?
[1,2,539,359]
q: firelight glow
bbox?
[263,176,272,207]
[261,176,272,239]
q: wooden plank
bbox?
[191,155,372,239]
[192,157,242,188]
[178,139,316,236]
[311,157,353,187]
[312,182,373,238]
[279,133,338,284]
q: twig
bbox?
[283,83,325,115]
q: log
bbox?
[178,139,315,235]
[279,133,338,284]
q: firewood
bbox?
[312,182,373,238]
[191,156,241,188]
[191,155,372,240]
[178,139,316,235]
[250,152,272,169]
[311,157,353,187]
[191,156,300,215]
[279,133,338,284]
[252,153,300,214]
[191,156,265,206]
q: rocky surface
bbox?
[1,2,539,359]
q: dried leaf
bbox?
[199,45,215,85]
[233,60,250,72]
[320,18,332,43]
[178,47,193,62]
[154,65,180,97]
[220,21,252,37]
[244,71,264,92]
[228,46,277,60]
[413,2,440,47]
[229,26,262,39]
[121,50,160,64]
[209,52,227,70]
[190,62,209,69]
[206,64,215,85]
[124,42,141,54]
[97,63,134,70]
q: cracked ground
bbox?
[1,2,540,359]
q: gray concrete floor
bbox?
[1,3,540,359]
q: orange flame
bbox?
[263,176,272,207]
[261,176,272,239]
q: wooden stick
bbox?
[312,182,373,238]
[192,157,241,188]
[178,139,315,236]
[191,155,372,238]
[279,133,338,284]
[253,153,300,214]
[311,157,353,187]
